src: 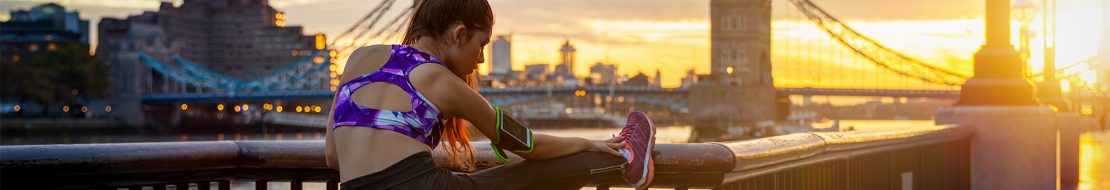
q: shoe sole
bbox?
[629,111,655,190]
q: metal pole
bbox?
[1039,0,1069,110]
[955,0,1038,105]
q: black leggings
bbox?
[340,151,626,190]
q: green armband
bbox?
[490,107,534,163]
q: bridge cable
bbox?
[380,16,410,44]
[378,4,416,45]
[354,5,413,48]
[342,0,396,50]
[1026,57,1094,78]
[787,0,970,86]
[329,0,394,47]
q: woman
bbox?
[324,0,657,189]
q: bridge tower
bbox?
[690,0,778,137]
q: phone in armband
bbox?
[490,108,534,163]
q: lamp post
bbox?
[1037,0,1070,110]
[955,0,1038,105]
[1013,0,1036,60]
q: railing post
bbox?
[327,179,339,190]
[217,180,231,190]
[936,106,1057,190]
[175,183,189,190]
[291,179,304,190]
[938,0,1061,189]
[255,180,268,190]
[1059,112,1082,189]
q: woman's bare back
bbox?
[326,45,435,182]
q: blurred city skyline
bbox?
[1,0,1105,88]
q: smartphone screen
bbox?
[499,113,533,151]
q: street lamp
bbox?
[1013,0,1037,61]
[955,0,1038,105]
[1030,0,1070,110]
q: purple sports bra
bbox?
[332,45,446,149]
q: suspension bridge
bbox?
[5,0,1110,189]
[119,0,1107,129]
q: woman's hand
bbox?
[586,136,625,157]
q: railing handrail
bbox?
[0,125,972,189]
[716,124,972,172]
[715,124,973,184]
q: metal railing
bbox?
[714,125,972,190]
[0,125,971,190]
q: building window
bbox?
[719,9,750,32]
[720,44,735,62]
[738,16,749,31]
[722,16,748,31]
[720,16,734,31]
[734,45,750,65]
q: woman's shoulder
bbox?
[349,45,394,59]
[341,45,396,78]
[346,45,396,65]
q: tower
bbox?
[559,39,577,77]
[709,0,772,86]
[689,0,777,140]
[491,35,512,76]
[655,69,662,87]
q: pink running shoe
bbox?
[618,111,656,190]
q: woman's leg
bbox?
[466,151,626,190]
[343,151,624,190]
[341,152,467,190]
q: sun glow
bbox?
[312,0,1108,89]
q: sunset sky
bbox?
[2,0,1106,88]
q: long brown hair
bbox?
[401,0,493,170]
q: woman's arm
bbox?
[526,134,623,160]
[411,64,622,160]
